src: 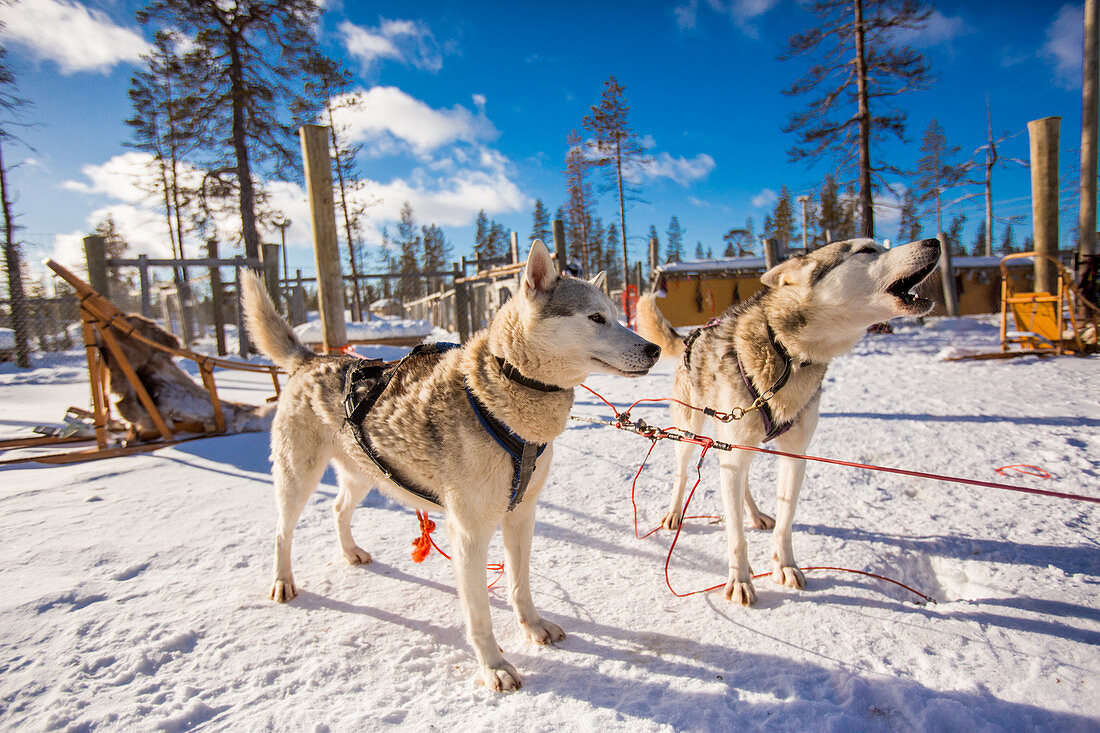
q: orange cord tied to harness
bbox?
[412,510,436,563]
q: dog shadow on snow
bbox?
[286,574,1097,730]
[530,612,1095,730]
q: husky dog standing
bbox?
[637,238,940,606]
[242,241,660,690]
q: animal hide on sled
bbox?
[98,314,274,438]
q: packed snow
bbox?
[292,316,444,345]
[1,316,1098,731]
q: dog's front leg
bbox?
[447,518,522,691]
[662,404,705,531]
[717,445,756,605]
[501,499,565,646]
[768,408,818,590]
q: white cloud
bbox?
[752,188,778,208]
[676,0,780,37]
[891,10,969,48]
[328,86,498,158]
[641,152,716,186]
[0,0,150,74]
[1041,4,1083,88]
[339,18,443,73]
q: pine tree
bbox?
[666,216,684,263]
[769,185,796,249]
[944,213,967,257]
[782,0,936,238]
[589,215,606,278]
[605,223,622,289]
[93,215,135,293]
[421,223,450,293]
[972,219,987,256]
[915,118,972,315]
[817,175,844,245]
[897,188,921,243]
[564,130,595,273]
[530,198,551,246]
[395,202,421,301]
[583,76,650,287]
[0,15,31,367]
[127,29,197,271]
[473,210,490,262]
[1000,223,1016,254]
[695,241,705,259]
[137,0,331,261]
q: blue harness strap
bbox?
[464,386,547,511]
[344,341,545,513]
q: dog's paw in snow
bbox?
[661,510,683,531]
[269,578,297,602]
[482,660,523,692]
[342,546,372,565]
[772,565,805,589]
[522,617,565,646]
[724,578,757,606]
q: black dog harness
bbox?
[343,343,556,512]
[682,319,796,443]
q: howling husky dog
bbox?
[242,241,659,690]
[637,238,940,606]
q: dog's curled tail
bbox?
[240,271,314,372]
[635,294,684,360]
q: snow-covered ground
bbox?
[1,317,1097,731]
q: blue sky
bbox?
[0,0,1091,284]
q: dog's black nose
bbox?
[643,342,661,360]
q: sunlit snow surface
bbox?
[1,316,1097,731]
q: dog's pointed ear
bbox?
[523,239,559,298]
[760,257,813,289]
[589,271,607,289]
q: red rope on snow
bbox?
[581,382,1095,603]
[995,464,1052,478]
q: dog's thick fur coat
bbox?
[242,242,659,690]
[638,238,940,605]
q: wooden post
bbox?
[453,261,470,343]
[207,239,226,356]
[763,238,779,270]
[300,124,347,352]
[1081,0,1099,266]
[137,254,152,318]
[1028,116,1062,294]
[937,231,958,317]
[552,218,567,275]
[510,231,519,264]
[234,256,247,358]
[648,235,659,281]
[83,235,109,299]
[261,242,281,312]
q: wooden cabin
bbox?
[650,253,1039,328]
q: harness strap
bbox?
[465,386,547,511]
[343,343,460,509]
[735,322,795,442]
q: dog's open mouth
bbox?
[593,357,651,377]
[886,260,938,310]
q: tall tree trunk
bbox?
[615,138,628,288]
[984,100,996,257]
[326,107,363,321]
[229,34,259,264]
[0,141,30,368]
[853,0,874,238]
